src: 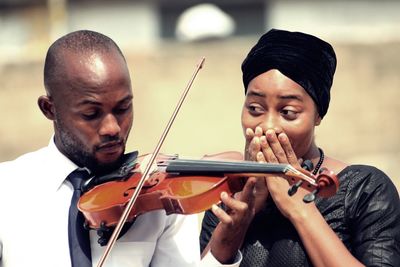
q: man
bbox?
[0,30,242,267]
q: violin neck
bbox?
[165,159,292,175]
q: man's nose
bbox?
[99,114,121,137]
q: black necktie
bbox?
[67,168,92,267]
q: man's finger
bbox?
[240,177,256,207]
[211,204,233,225]
[220,191,249,215]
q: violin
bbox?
[78,151,339,230]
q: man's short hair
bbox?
[44,30,125,94]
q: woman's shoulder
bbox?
[338,164,399,203]
[323,156,398,197]
[340,164,391,183]
[324,156,392,185]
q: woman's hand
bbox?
[262,127,317,220]
[244,127,270,213]
[245,126,316,221]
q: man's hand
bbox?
[205,177,256,264]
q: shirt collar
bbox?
[47,136,80,192]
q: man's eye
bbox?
[115,104,132,114]
[81,111,99,120]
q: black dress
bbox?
[200,165,400,267]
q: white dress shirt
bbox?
[0,139,241,267]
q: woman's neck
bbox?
[302,144,321,167]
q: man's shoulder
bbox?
[0,146,50,170]
[0,146,54,182]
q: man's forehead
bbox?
[62,49,119,64]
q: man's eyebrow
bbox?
[77,99,101,106]
[118,95,133,104]
[77,95,133,106]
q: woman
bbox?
[200,29,400,266]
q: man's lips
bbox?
[97,141,123,153]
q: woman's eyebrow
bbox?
[279,94,303,101]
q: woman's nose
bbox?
[260,113,283,135]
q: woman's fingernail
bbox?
[246,128,252,136]
[266,129,274,138]
[260,135,267,144]
[279,133,287,141]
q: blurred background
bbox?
[0,0,399,192]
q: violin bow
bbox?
[96,57,205,267]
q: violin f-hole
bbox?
[123,181,159,197]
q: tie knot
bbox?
[67,168,91,191]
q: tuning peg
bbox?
[301,160,314,171]
[289,159,314,198]
[319,167,328,174]
[288,180,303,196]
[303,188,319,203]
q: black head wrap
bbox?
[241,29,337,118]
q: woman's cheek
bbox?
[288,130,314,157]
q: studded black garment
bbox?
[200,165,400,266]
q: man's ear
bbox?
[38,95,55,120]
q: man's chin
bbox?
[93,152,125,174]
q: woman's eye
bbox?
[247,104,264,115]
[281,109,298,120]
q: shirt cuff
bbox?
[200,250,242,267]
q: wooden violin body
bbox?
[78,151,339,229]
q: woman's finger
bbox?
[278,132,299,167]
[255,126,263,137]
[260,135,278,163]
[245,128,255,142]
[265,129,287,163]
[246,136,261,161]
[256,151,266,163]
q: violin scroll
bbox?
[288,161,339,203]
[302,167,339,203]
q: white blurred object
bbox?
[175,3,236,42]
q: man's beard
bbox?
[57,120,123,175]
